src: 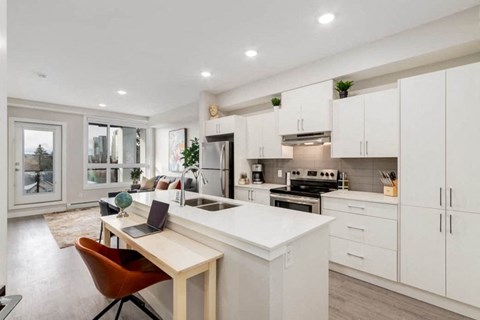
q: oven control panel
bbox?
[290,169,338,181]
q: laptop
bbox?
[121,200,169,238]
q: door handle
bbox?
[440,187,442,206]
[449,187,453,207]
[301,119,304,131]
[360,141,363,155]
[366,141,369,155]
[449,214,453,234]
[15,168,19,172]
[440,214,442,232]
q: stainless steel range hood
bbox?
[282,132,331,146]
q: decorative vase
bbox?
[273,105,280,110]
[339,91,348,99]
[114,191,133,218]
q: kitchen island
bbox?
[126,190,334,320]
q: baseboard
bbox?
[67,201,98,210]
[330,263,480,319]
[8,204,68,218]
[0,285,5,297]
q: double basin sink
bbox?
[184,198,239,211]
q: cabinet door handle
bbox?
[297,119,300,131]
[440,187,442,206]
[347,252,364,259]
[439,214,442,232]
[347,225,365,231]
[348,205,365,210]
[259,147,261,158]
[366,141,369,155]
[450,214,453,234]
[262,147,264,157]
[251,190,255,201]
[248,190,252,201]
[450,187,453,207]
[360,141,363,155]
[301,119,304,131]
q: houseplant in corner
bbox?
[181,137,200,191]
[335,80,354,98]
[130,168,143,190]
[271,97,281,110]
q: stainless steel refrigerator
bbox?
[201,141,234,198]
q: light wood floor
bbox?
[6,215,472,320]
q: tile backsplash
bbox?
[258,144,397,193]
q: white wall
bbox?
[0,0,7,290]
[154,121,199,177]
[7,103,148,215]
[217,6,480,109]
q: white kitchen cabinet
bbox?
[446,211,480,308]
[322,194,398,281]
[331,95,365,158]
[279,81,333,135]
[446,63,480,214]
[332,89,398,158]
[205,115,236,137]
[399,62,480,308]
[247,112,293,159]
[400,205,446,296]
[400,71,446,209]
[235,187,270,206]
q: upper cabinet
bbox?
[279,80,334,135]
[331,89,399,158]
[205,115,237,137]
[246,111,293,159]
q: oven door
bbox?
[270,193,320,214]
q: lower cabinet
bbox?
[401,206,480,307]
[235,187,270,206]
[323,197,398,281]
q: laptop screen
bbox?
[147,200,169,230]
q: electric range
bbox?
[270,169,338,214]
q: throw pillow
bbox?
[168,179,180,190]
[156,178,170,190]
[140,176,156,190]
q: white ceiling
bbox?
[7,0,480,116]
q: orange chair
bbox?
[75,237,171,320]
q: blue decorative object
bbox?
[114,191,132,217]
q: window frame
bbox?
[83,116,152,190]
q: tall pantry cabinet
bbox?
[400,62,480,307]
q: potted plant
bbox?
[181,137,200,191]
[335,80,354,99]
[271,97,281,110]
[130,168,143,188]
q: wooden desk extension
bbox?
[101,214,223,320]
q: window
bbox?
[85,118,148,188]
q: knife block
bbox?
[384,181,398,197]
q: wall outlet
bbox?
[284,246,294,268]
[277,169,283,178]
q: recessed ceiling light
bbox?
[201,71,212,78]
[117,90,127,95]
[245,50,258,57]
[99,103,107,107]
[318,13,335,24]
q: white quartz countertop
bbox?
[321,190,398,205]
[235,183,286,190]
[129,190,333,260]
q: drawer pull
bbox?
[348,205,365,210]
[347,252,365,259]
[347,225,365,231]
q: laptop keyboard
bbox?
[134,224,158,233]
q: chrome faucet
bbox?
[179,166,208,206]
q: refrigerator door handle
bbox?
[220,144,226,196]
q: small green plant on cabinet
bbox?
[271,97,281,107]
[335,80,354,98]
[130,168,143,184]
[181,137,200,178]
